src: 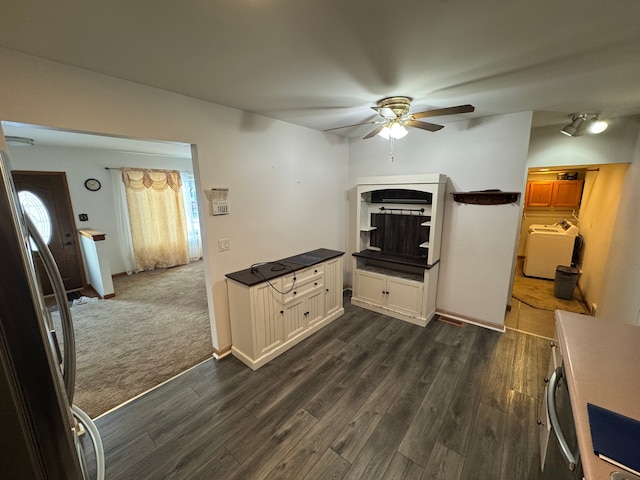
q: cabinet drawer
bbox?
[283,265,324,289]
[283,275,324,304]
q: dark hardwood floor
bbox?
[83,294,550,479]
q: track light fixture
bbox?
[561,114,587,136]
[561,113,608,137]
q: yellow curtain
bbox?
[122,168,189,271]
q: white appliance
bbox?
[524,220,579,279]
[0,130,104,478]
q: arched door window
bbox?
[18,190,52,250]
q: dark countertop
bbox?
[353,249,437,270]
[225,248,344,287]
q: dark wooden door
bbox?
[12,171,85,295]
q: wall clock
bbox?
[84,178,101,191]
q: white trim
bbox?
[350,297,433,327]
[93,356,213,420]
[436,309,506,333]
[213,348,233,360]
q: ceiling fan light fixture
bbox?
[377,122,408,140]
[389,123,408,139]
[378,126,391,140]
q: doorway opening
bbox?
[3,120,215,418]
[508,166,595,339]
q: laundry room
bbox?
[509,162,629,337]
[517,167,587,267]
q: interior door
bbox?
[12,171,85,295]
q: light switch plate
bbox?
[218,238,230,252]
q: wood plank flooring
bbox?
[83,295,550,479]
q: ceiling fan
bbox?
[324,96,475,139]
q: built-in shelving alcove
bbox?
[351,174,447,327]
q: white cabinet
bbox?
[227,253,344,370]
[283,287,325,335]
[386,276,424,316]
[282,265,325,340]
[354,269,386,305]
[250,279,285,355]
[355,269,424,317]
[324,256,343,318]
[351,175,446,327]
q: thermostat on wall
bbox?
[208,188,229,216]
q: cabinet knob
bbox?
[314,282,318,286]
[280,310,284,315]
[314,269,318,273]
[293,291,297,295]
[544,377,549,383]
[537,420,543,426]
[326,288,329,292]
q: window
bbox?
[18,190,52,250]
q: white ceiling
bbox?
[1,0,639,144]
[2,121,193,158]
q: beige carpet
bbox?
[52,260,213,418]
[512,258,589,314]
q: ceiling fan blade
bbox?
[406,120,444,132]
[363,125,386,139]
[323,120,379,132]
[411,104,475,120]
[371,106,397,119]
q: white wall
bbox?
[528,119,639,168]
[6,144,192,275]
[349,111,533,328]
[0,47,349,351]
[576,164,628,312]
[599,129,640,324]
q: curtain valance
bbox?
[121,168,182,192]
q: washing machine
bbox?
[523,220,579,279]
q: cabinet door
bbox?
[355,270,386,306]
[324,257,343,317]
[526,181,554,206]
[250,281,284,355]
[307,287,326,328]
[386,276,424,316]
[283,296,307,341]
[551,180,583,208]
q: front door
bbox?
[12,171,85,295]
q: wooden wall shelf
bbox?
[451,190,520,205]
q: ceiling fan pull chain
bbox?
[389,137,395,163]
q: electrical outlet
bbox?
[218,238,230,252]
[79,213,89,221]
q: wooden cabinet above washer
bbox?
[525,180,583,208]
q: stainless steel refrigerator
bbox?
[0,129,104,479]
